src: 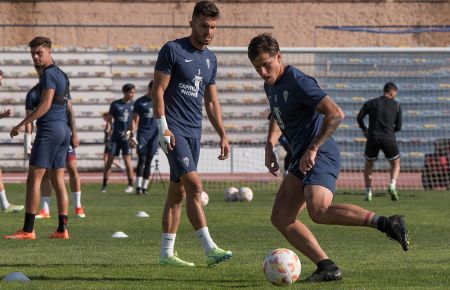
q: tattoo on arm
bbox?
[308,115,342,151]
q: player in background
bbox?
[24,67,85,218]
[0,70,24,213]
[357,82,402,201]
[101,83,135,193]
[248,33,409,282]
[101,112,125,173]
[152,1,232,267]
[6,36,71,240]
[131,80,158,195]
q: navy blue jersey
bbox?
[37,64,70,126]
[133,94,157,138]
[155,37,217,139]
[25,84,40,111]
[109,98,134,140]
[264,65,328,158]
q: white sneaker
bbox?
[100,186,107,193]
[364,190,372,201]
[124,186,134,193]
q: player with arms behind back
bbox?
[248,33,410,282]
[357,82,402,201]
[152,1,232,267]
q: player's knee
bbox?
[308,208,328,224]
[270,211,293,231]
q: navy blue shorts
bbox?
[288,139,341,193]
[30,123,70,169]
[110,138,132,157]
[137,131,158,156]
[166,134,200,182]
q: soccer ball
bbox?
[238,187,253,202]
[200,191,209,206]
[263,248,301,286]
[224,187,239,201]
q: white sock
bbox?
[73,191,82,208]
[365,187,372,195]
[0,190,10,209]
[195,227,217,256]
[42,196,51,213]
[390,179,396,189]
[143,179,149,190]
[136,176,143,188]
[160,233,176,259]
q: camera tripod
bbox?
[148,159,166,191]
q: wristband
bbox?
[156,116,169,135]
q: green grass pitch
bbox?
[1,183,449,289]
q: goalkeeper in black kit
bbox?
[357,82,402,201]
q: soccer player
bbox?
[152,1,232,267]
[0,70,24,213]
[131,80,158,195]
[357,82,402,201]
[101,83,135,193]
[247,33,409,282]
[101,112,124,172]
[24,67,85,218]
[6,36,71,240]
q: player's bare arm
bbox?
[10,88,55,138]
[300,95,345,173]
[203,84,229,160]
[152,70,175,152]
[265,115,283,176]
[66,100,79,148]
[130,112,139,147]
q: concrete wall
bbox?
[0,1,448,47]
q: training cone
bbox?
[3,272,30,282]
[112,231,128,238]
[136,211,150,218]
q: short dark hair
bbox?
[247,33,280,62]
[383,82,398,94]
[122,83,135,93]
[148,80,154,89]
[29,36,52,49]
[192,1,220,19]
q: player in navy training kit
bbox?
[131,80,158,195]
[357,82,402,201]
[248,33,410,282]
[152,1,232,267]
[24,67,85,219]
[7,37,71,240]
[101,83,135,193]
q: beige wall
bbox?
[0,1,449,47]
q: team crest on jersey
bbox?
[283,91,289,103]
[206,58,210,69]
[182,157,190,167]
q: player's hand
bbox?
[299,148,317,174]
[10,124,23,138]
[0,109,12,119]
[265,144,279,177]
[159,129,175,154]
[218,136,230,160]
[71,133,80,148]
[130,137,138,148]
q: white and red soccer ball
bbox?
[263,248,301,286]
[200,191,209,206]
[224,187,239,201]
